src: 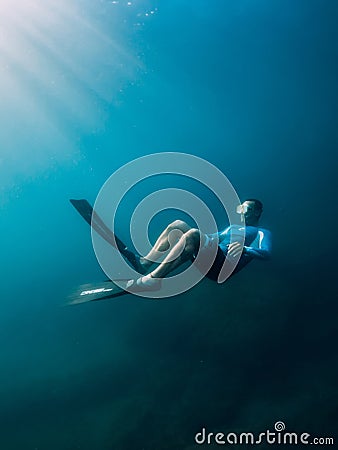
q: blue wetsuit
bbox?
[205,225,272,281]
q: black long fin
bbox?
[69,199,126,251]
[67,280,130,305]
[70,199,144,272]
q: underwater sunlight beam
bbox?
[0,0,141,199]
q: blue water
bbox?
[0,1,337,448]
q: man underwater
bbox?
[126,199,272,292]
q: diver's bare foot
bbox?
[126,274,162,292]
[138,256,153,273]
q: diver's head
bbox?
[236,199,263,225]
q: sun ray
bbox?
[0,0,142,198]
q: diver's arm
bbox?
[216,226,231,243]
[244,229,272,260]
[205,226,230,244]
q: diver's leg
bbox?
[140,220,191,271]
[128,229,208,291]
[149,228,202,278]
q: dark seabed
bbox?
[0,0,337,449]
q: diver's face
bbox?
[237,201,260,224]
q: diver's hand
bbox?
[227,242,244,258]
